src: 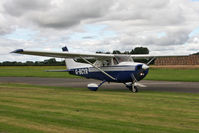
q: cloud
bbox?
[3,0,50,17]
[82,36,96,39]
[0,0,199,61]
[3,0,114,29]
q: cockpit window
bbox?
[102,60,110,66]
[94,59,112,67]
[114,56,133,63]
[94,56,133,67]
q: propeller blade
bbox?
[134,82,147,87]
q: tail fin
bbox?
[62,47,68,52]
[62,46,77,69]
[62,46,91,69]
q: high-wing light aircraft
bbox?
[12,47,186,92]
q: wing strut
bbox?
[80,57,116,81]
[147,57,156,65]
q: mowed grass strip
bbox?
[1,66,199,82]
[145,67,199,82]
[0,83,199,133]
[0,66,78,78]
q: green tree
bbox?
[193,52,199,55]
[26,61,34,66]
[112,50,121,54]
[131,47,149,54]
[130,49,134,54]
[96,51,103,54]
[123,51,130,54]
[44,58,57,65]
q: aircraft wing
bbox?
[11,49,188,60]
[130,54,188,59]
[11,49,114,59]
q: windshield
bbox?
[114,56,133,63]
[93,56,133,67]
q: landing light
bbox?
[140,73,145,76]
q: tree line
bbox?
[0,58,65,66]
[96,47,149,54]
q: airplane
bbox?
[11,47,187,93]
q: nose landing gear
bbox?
[125,83,138,93]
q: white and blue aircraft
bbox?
[12,47,186,93]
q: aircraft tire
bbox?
[132,86,138,93]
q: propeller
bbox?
[131,72,146,88]
[142,64,149,70]
[130,64,148,88]
[125,64,147,92]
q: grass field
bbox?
[0,83,199,133]
[0,66,78,78]
[0,66,199,82]
[145,67,199,82]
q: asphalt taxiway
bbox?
[0,77,199,93]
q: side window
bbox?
[102,60,108,66]
[94,60,102,67]
[103,60,111,66]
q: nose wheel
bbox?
[125,83,138,93]
[130,85,138,93]
[131,85,138,93]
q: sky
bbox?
[0,0,199,62]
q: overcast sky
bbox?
[0,0,199,62]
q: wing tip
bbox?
[11,49,24,53]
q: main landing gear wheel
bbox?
[87,80,106,91]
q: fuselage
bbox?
[68,62,149,83]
